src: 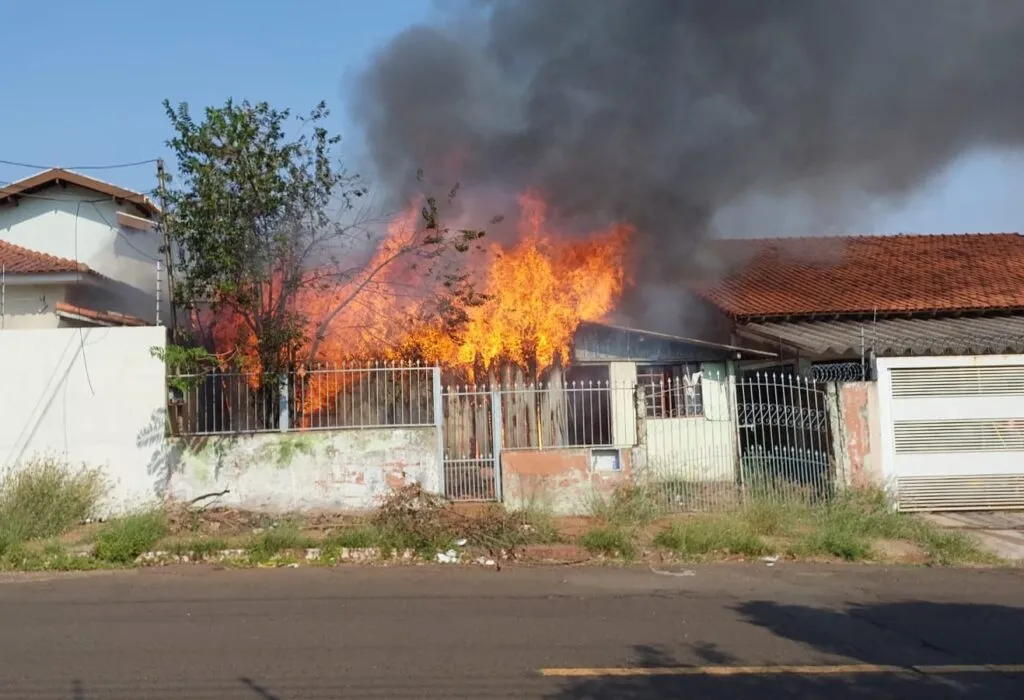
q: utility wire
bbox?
[0,157,159,171]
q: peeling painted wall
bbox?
[502,448,633,515]
[167,427,439,512]
[837,382,884,488]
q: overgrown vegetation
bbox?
[581,525,638,559]
[653,518,770,559]
[0,457,105,557]
[586,485,661,529]
[246,524,313,562]
[0,469,998,570]
[648,487,993,564]
[93,511,169,564]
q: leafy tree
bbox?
[162,99,484,378]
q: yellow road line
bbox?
[539,663,1024,678]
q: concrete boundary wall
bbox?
[0,326,167,513]
[166,428,440,513]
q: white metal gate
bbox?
[441,387,501,500]
[878,356,1024,512]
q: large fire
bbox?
[207,191,632,380]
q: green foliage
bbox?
[165,537,230,558]
[790,524,873,561]
[163,98,350,373]
[653,519,769,559]
[150,344,217,393]
[580,525,637,559]
[321,526,381,558]
[587,485,662,528]
[909,525,995,565]
[93,511,169,564]
[0,458,106,548]
[246,525,312,562]
[162,98,487,371]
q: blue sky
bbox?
[2,0,1023,236]
[0,0,433,192]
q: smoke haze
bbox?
[352,0,1024,331]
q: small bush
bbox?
[653,518,769,559]
[0,458,106,544]
[792,524,873,561]
[94,511,168,564]
[246,524,312,561]
[322,526,380,550]
[581,525,637,559]
[588,485,661,528]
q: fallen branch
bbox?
[188,489,231,506]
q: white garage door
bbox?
[878,356,1024,512]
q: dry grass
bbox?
[0,457,106,557]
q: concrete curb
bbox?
[132,547,503,566]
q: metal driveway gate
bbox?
[878,357,1024,512]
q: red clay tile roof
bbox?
[698,233,1024,320]
[54,302,147,327]
[0,240,90,275]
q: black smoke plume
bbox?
[352,0,1024,332]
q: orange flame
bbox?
[206,191,632,385]
[414,192,631,376]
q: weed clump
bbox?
[246,524,312,562]
[653,518,769,559]
[94,511,168,564]
[587,485,662,528]
[581,525,637,559]
[0,457,106,551]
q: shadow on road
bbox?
[544,601,1024,700]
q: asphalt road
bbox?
[1,563,1022,699]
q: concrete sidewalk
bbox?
[924,512,1024,562]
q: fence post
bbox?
[726,361,744,491]
[826,381,850,489]
[278,373,290,432]
[490,388,503,501]
[433,367,445,496]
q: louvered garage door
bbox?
[881,360,1024,512]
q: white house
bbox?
[0,168,167,328]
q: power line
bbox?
[0,157,159,171]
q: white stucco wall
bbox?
[0,283,66,329]
[0,184,168,322]
[642,362,739,482]
[0,326,167,513]
[166,428,441,513]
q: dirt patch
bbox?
[873,539,929,564]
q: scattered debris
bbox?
[761,555,780,567]
[435,549,459,564]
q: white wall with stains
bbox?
[165,428,441,512]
